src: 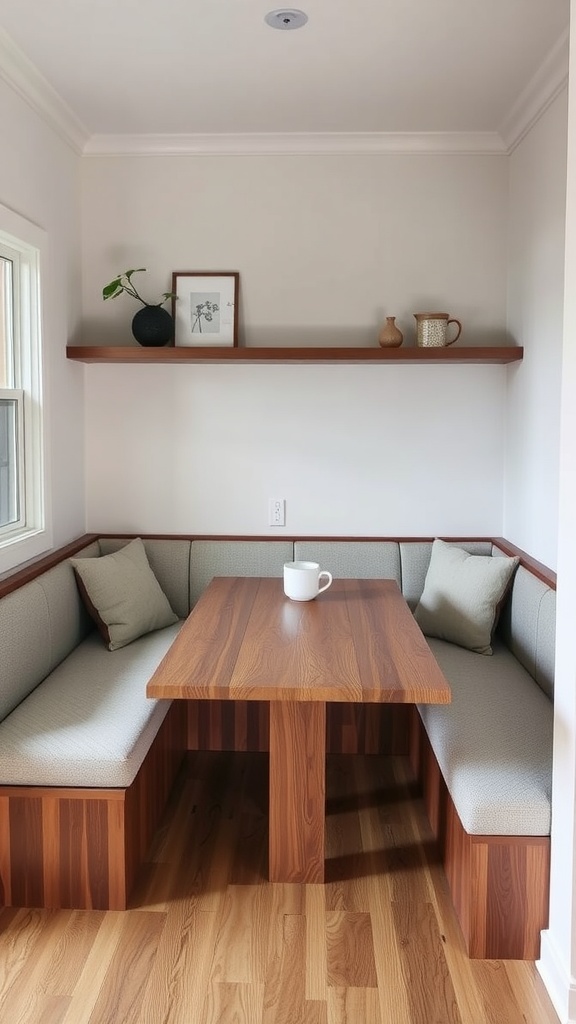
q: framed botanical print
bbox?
[171,271,239,347]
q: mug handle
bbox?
[446,318,462,345]
[318,571,333,594]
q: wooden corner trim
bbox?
[0,534,99,599]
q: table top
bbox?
[143,577,448,704]
[146,576,451,705]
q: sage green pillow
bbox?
[414,539,519,655]
[71,537,178,651]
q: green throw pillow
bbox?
[71,537,178,650]
[414,539,519,655]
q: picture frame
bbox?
[171,271,239,347]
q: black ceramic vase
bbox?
[131,304,173,347]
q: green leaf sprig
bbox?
[102,268,175,307]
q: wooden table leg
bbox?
[269,701,326,883]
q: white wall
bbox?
[536,12,576,1019]
[81,152,512,536]
[505,89,568,569]
[82,154,509,348]
[0,79,85,564]
[84,361,507,535]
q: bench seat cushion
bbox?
[0,622,182,788]
[418,638,553,836]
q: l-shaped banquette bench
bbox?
[0,534,555,960]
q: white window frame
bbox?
[0,388,25,532]
[0,203,51,574]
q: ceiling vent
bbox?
[264,9,308,30]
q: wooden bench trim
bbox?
[0,534,99,599]
[491,537,556,589]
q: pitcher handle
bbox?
[446,318,462,345]
[318,571,333,595]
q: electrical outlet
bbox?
[268,498,286,527]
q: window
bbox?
[0,204,49,572]
[0,390,24,530]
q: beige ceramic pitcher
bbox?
[414,312,462,347]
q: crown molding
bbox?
[499,28,569,152]
[0,21,567,159]
[83,131,506,156]
[0,28,89,154]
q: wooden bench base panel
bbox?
[409,707,550,959]
[187,700,410,755]
[0,701,187,910]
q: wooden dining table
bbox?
[146,576,451,883]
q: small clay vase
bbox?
[378,316,403,348]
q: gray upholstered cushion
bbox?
[0,541,99,722]
[414,539,518,654]
[0,623,181,787]
[0,581,52,721]
[294,541,401,585]
[35,548,99,666]
[189,540,294,606]
[419,638,553,835]
[496,563,556,700]
[71,537,178,650]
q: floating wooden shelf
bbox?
[66,345,523,365]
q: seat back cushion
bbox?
[294,541,401,585]
[0,581,52,721]
[189,540,294,606]
[497,563,556,699]
[40,542,100,668]
[0,541,99,722]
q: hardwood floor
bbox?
[0,752,559,1024]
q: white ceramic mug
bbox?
[283,560,333,601]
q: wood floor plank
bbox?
[87,912,166,1024]
[229,750,269,886]
[327,986,382,1024]
[392,900,463,1024]
[0,909,71,1019]
[394,757,489,1024]
[262,915,328,1024]
[210,885,272,984]
[203,981,265,1024]
[16,993,69,1024]
[41,910,105,997]
[472,959,557,1024]
[325,755,372,912]
[137,907,219,1024]
[59,912,127,1024]
[326,911,378,988]
[503,961,560,1024]
[363,878,414,1024]
[305,884,328,1001]
[0,909,69,1020]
